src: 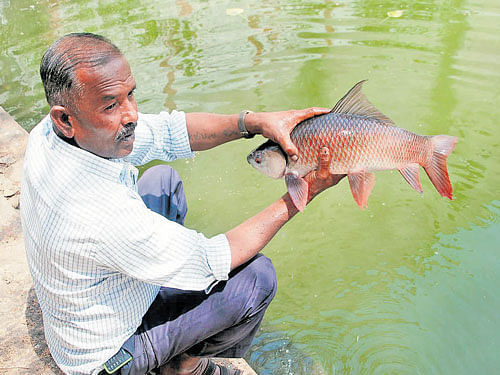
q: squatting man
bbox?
[21,33,345,375]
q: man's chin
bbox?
[115,134,135,158]
[116,145,134,158]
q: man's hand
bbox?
[246,108,330,161]
[227,146,345,269]
[304,147,346,204]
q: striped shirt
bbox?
[20,111,231,375]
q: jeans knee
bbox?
[253,254,277,295]
[138,165,187,224]
[139,165,178,189]
[240,255,277,309]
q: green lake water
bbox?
[1,1,499,374]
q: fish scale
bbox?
[290,113,430,175]
[247,80,458,210]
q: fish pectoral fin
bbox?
[285,172,308,212]
[399,163,423,193]
[347,170,375,210]
[330,80,394,126]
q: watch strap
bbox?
[238,110,255,139]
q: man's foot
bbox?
[159,355,241,375]
[196,359,242,375]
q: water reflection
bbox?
[252,203,500,374]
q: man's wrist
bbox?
[238,110,255,139]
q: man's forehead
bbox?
[75,55,134,94]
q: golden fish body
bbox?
[247,81,458,210]
[290,113,431,176]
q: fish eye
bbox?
[255,157,261,164]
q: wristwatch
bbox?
[238,110,255,139]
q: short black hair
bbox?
[40,32,122,108]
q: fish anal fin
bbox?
[331,80,394,126]
[347,170,376,210]
[399,163,423,193]
[285,172,308,212]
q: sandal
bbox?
[202,360,242,375]
[154,357,242,375]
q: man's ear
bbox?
[50,106,75,138]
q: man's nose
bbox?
[121,97,138,125]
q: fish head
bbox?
[247,140,287,179]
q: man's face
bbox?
[68,55,138,159]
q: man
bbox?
[21,33,344,375]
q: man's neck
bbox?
[52,123,79,148]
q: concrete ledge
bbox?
[0,107,27,210]
[0,107,50,374]
[0,107,257,375]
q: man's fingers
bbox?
[317,147,345,186]
[280,136,299,161]
[317,147,331,179]
[295,107,330,123]
[264,107,330,162]
[286,108,329,159]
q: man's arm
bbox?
[185,113,240,150]
[186,108,330,160]
[226,147,346,269]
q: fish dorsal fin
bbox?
[331,80,394,126]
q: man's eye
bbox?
[128,90,135,97]
[105,102,117,111]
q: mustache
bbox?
[115,122,137,142]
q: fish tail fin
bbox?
[423,135,458,200]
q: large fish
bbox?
[247,80,458,211]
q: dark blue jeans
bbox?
[120,165,277,374]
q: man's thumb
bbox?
[282,137,299,161]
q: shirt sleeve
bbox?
[124,111,194,166]
[94,193,231,292]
